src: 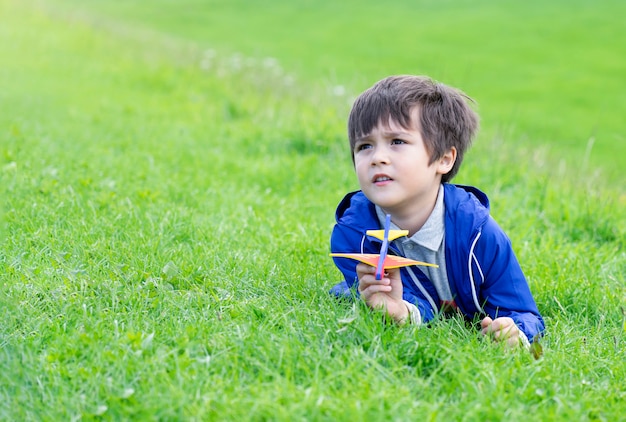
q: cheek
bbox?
[354,161,369,179]
[354,165,369,184]
[353,157,364,170]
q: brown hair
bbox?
[348,75,479,182]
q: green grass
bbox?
[47,0,626,182]
[1,0,625,420]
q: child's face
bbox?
[353,111,453,216]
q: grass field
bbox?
[43,0,626,182]
[1,0,625,420]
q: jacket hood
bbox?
[442,183,491,238]
[335,190,377,229]
[448,184,490,210]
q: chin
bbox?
[372,199,400,210]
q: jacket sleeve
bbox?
[476,218,545,341]
[329,224,360,293]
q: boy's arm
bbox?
[476,219,545,342]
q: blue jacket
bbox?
[330,183,545,342]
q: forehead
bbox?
[356,108,421,140]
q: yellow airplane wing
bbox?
[366,229,408,241]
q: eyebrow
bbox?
[355,130,411,142]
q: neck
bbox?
[383,186,441,237]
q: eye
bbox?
[391,138,406,145]
[355,143,372,152]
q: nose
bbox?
[370,145,390,165]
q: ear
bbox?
[436,147,457,175]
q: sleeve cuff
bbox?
[403,300,422,325]
[519,331,531,349]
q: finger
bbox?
[360,283,393,297]
[493,324,521,346]
[480,316,493,330]
[385,267,402,287]
[356,263,375,278]
[497,328,520,347]
[480,317,494,335]
[490,317,514,333]
[358,275,390,293]
[491,324,514,340]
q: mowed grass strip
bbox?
[1,1,625,420]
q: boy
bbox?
[330,75,544,348]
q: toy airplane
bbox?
[330,214,438,280]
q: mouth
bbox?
[372,174,393,184]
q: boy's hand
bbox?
[480,316,522,348]
[356,263,408,324]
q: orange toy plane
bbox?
[330,214,438,280]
